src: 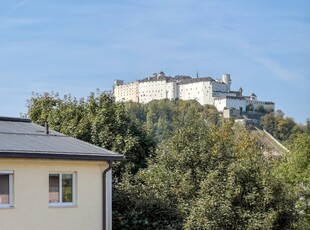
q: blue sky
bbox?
[0,0,309,123]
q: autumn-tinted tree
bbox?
[261,111,302,143]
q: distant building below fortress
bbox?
[113,71,275,113]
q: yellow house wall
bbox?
[0,158,108,230]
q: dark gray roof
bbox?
[174,75,192,80]
[139,75,173,82]
[214,96,245,100]
[178,77,215,85]
[0,117,124,161]
[137,73,215,84]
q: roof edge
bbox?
[0,152,125,162]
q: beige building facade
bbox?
[0,159,109,230]
[0,117,123,230]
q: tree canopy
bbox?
[113,121,296,229]
[27,92,309,229]
[27,91,155,175]
[276,133,310,229]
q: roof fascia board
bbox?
[0,152,125,162]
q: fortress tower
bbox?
[222,74,231,90]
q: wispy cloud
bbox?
[0,1,48,29]
[2,0,29,16]
[0,18,46,29]
[222,29,305,83]
[245,47,304,83]
[253,56,299,81]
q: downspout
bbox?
[103,160,112,230]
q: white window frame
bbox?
[0,170,14,209]
[49,172,77,207]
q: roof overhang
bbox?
[0,151,125,162]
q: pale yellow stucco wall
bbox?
[0,158,109,230]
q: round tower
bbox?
[222,74,231,85]
[222,74,231,91]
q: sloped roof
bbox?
[0,116,124,161]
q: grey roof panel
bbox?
[0,119,124,161]
[0,120,63,136]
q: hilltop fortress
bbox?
[113,71,274,113]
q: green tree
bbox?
[27,91,155,176]
[124,101,146,122]
[114,122,295,229]
[246,103,254,112]
[261,112,301,143]
[277,133,310,229]
[276,117,298,142]
[255,104,265,113]
[261,112,276,134]
[185,156,295,230]
[130,99,219,143]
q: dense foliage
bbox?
[27,92,309,229]
[276,133,310,229]
[124,99,220,142]
[27,91,155,176]
[260,110,304,143]
[113,122,296,229]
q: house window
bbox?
[0,171,13,208]
[49,172,76,207]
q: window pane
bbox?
[62,174,73,203]
[0,174,9,204]
[49,174,59,203]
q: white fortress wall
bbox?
[214,97,246,112]
[246,98,275,111]
[113,72,274,111]
[113,80,139,102]
[139,79,168,103]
